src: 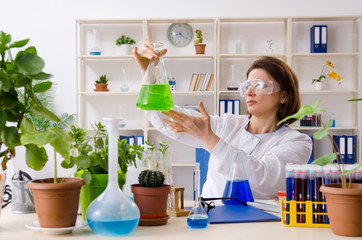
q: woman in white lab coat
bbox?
[133,41,312,200]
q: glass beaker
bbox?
[187,163,209,229]
[222,150,254,204]
[136,42,173,111]
[90,29,101,55]
[120,68,129,92]
[227,65,239,91]
[86,118,140,236]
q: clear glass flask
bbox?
[227,65,239,91]
[187,163,209,229]
[136,42,173,111]
[86,118,140,236]
[90,29,101,55]
[120,68,129,92]
[222,150,254,204]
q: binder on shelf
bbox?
[234,99,240,115]
[219,99,226,117]
[119,136,135,145]
[136,135,144,147]
[333,135,346,164]
[226,100,233,114]
[320,25,328,53]
[310,25,320,53]
[346,135,357,164]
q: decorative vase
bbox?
[94,83,109,92]
[27,178,85,228]
[119,44,131,55]
[76,172,126,220]
[320,183,362,237]
[131,184,171,226]
[194,44,206,54]
[313,81,324,91]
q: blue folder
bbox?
[207,204,280,224]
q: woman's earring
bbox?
[281,99,286,104]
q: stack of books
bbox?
[188,73,214,91]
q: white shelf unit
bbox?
[76,17,361,198]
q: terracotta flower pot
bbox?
[94,83,109,92]
[27,178,85,228]
[320,183,362,237]
[194,44,206,54]
[131,184,170,220]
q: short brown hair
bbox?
[246,56,300,125]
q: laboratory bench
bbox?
[0,202,351,240]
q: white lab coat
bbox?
[146,106,312,200]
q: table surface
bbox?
[0,202,352,240]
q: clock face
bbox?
[167,23,193,47]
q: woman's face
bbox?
[245,68,283,118]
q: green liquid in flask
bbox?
[136,84,173,111]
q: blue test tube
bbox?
[323,165,332,224]
[307,165,316,223]
[285,164,294,225]
[293,165,302,223]
[300,165,308,223]
[315,165,323,223]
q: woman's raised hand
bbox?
[133,40,167,75]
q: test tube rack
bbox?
[281,198,330,228]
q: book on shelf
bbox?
[188,72,214,91]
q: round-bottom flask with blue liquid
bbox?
[86,118,140,236]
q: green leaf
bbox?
[313,128,329,140]
[348,98,362,102]
[95,138,104,149]
[0,108,6,129]
[33,81,52,93]
[0,31,11,45]
[76,155,91,169]
[312,153,337,166]
[25,144,48,170]
[46,128,72,162]
[9,39,29,48]
[1,127,21,147]
[83,171,92,185]
[0,69,11,92]
[24,46,37,54]
[29,72,53,80]
[14,52,44,75]
[20,117,34,134]
[61,156,75,169]
[30,105,60,122]
[0,92,19,110]
[341,163,362,176]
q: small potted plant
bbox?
[0,31,84,228]
[278,100,362,237]
[62,122,143,219]
[194,29,206,54]
[131,170,171,226]
[312,60,342,90]
[94,74,109,92]
[115,34,136,55]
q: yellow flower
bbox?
[326,60,334,68]
[336,75,341,81]
[328,71,338,79]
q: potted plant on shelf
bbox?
[94,74,109,92]
[115,34,136,55]
[278,100,362,237]
[0,31,84,228]
[194,29,206,54]
[62,122,143,219]
[312,60,342,91]
[131,169,171,226]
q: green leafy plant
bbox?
[95,74,108,84]
[158,141,171,178]
[138,169,165,188]
[0,31,72,182]
[277,100,361,189]
[312,60,341,84]
[194,29,203,44]
[115,35,136,46]
[62,122,144,185]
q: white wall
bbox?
[1,0,362,182]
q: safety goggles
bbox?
[239,79,281,97]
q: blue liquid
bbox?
[286,177,293,224]
[222,179,254,205]
[87,218,139,236]
[187,215,209,229]
[90,51,101,55]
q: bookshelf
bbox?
[76,16,361,198]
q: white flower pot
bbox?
[119,44,131,55]
[313,81,324,91]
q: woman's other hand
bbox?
[133,39,168,76]
[162,102,220,151]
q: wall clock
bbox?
[167,23,193,47]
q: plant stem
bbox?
[54,151,57,183]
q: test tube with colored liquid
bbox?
[285,164,294,225]
[300,165,308,223]
[307,165,316,223]
[315,165,324,223]
[293,165,302,223]
[323,165,332,224]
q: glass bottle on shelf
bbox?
[89,29,101,55]
[187,163,209,229]
[227,65,239,91]
[136,42,173,111]
[120,69,129,92]
[265,40,274,55]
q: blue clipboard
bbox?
[207,204,280,224]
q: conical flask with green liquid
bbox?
[136,42,173,111]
